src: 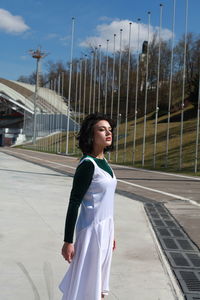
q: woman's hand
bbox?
[62,242,75,263]
[113,239,116,251]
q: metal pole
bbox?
[29,48,48,144]
[56,75,59,153]
[93,47,98,113]
[98,44,102,112]
[66,17,75,155]
[104,39,109,114]
[33,58,39,144]
[60,72,64,152]
[123,23,132,162]
[111,34,116,119]
[73,61,79,153]
[142,14,151,166]
[83,55,87,118]
[49,85,52,152]
[166,0,176,168]
[78,59,82,124]
[179,0,188,170]
[115,29,123,162]
[58,73,62,153]
[53,78,57,153]
[50,81,54,152]
[62,71,64,98]
[132,18,141,165]
[153,4,163,168]
[89,51,94,114]
[195,69,200,173]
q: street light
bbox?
[29,48,48,144]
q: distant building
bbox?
[0,78,76,146]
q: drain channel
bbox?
[145,203,200,300]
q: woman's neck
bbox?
[90,150,104,159]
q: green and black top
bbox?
[64,155,113,243]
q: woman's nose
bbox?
[106,130,111,135]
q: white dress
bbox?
[59,157,117,300]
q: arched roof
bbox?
[0,78,68,115]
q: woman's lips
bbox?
[106,137,112,141]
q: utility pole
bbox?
[29,48,48,144]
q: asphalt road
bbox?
[1,146,200,249]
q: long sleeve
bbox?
[64,160,94,243]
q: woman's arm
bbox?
[61,159,94,262]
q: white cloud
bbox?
[46,33,60,39]
[98,16,119,22]
[0,8,29,34]
[80,19,173,52]
[20,55,29,61]
[59,35,71,46]
[44,33,70,46]
[60,35,70,42]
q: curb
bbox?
[143,205,185,300]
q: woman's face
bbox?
[92,120,112,149]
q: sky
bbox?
[0,0,199,80]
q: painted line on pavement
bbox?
[2,149,200,207]
[117,179,200,207]
[8,148,200,181]
[111,163,200,181]
[3,150,76,170]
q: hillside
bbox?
[18,104,200,176]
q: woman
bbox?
[59,113,117,300]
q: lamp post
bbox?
[29,48,47,144]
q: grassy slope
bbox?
[19,105,200,176]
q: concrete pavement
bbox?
[0,151,181,299]
[1,146,200,251]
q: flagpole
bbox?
[165,0,176,168]
[89,51,94,114]
[142,13,151,166]
[98,44,102,112]
[93,47,98,113]
[73,61,79,153]
[115,29,123,162]
[133,18,141,165]
[153,4,163,168]
[66,17,75,154]
[111,34,116,119]
[179,0,188,170]
[104,39,109,114]
[83,54,87,118]
[78,58,82,124]
[195,68,200,173]
[123,22,132,162]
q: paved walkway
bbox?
[0,152,181,299]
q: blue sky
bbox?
[0,0,199,80]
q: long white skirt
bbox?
[59,218,114,300]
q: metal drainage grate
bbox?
[159,213,172,220]
[147,211,160,219]
[150,217,180,228]
[165,251,200,269]
[145,203,168,215]
[185,294,200,300]
[154,227,187,239]
[174,270,200,294]
[145,205,180,227]
[159,237,199,252]
[147,210,173,221]
[145,203,200,298]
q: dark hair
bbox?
[77,113,116,154]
